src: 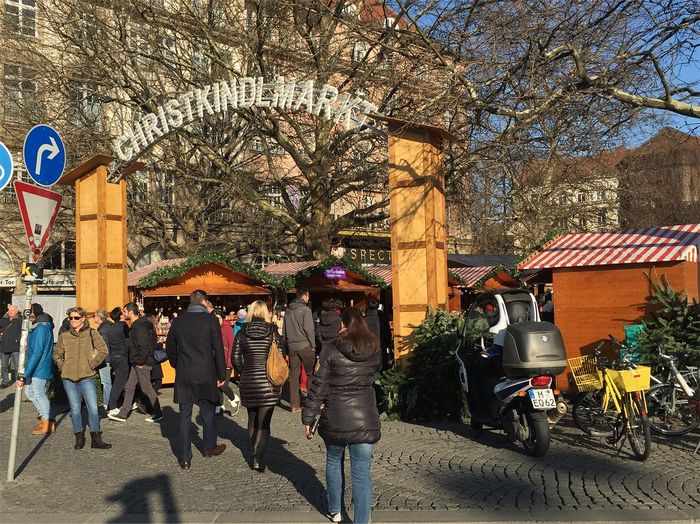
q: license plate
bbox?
[529,389,556,410]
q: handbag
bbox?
[266,336,289,386]
[154,348,168,363]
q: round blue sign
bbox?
[23,124,66,187]
[0,141,13,192]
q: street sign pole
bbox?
[6,255,35,482]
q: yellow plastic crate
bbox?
[609,365,651,392]
[567,355,603,392]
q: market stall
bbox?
[518,223,700,391]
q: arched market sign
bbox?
[113,75,380,163]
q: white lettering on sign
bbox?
[114,75,379,162]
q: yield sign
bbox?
[14,181,62,262]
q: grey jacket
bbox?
[283,299,316,352]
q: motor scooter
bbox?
[456,289,568,457]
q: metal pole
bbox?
[6,260,33,482]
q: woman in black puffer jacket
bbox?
[232,300,281,472]
[302,307,380,524]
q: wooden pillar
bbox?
[380,117,455,366]
[58,155,133,320]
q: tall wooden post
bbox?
[379,117,455,365]
[58,155,133,318]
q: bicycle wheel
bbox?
[626,395,651,461]
[646,383,699,436]
[573,390,616,437]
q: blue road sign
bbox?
[0,141,13,192]
[23,125,66,187]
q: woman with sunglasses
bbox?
[53,306,112,450]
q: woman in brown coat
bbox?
[53,306,111,450]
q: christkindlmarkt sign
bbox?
[113,75,380,163]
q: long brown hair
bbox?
[338,306,378,359]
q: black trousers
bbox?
[289,347,316,409]
[107,357,130,410]
[178,399,217,462]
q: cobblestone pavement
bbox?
[0,386,699,523]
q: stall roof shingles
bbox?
[519,224,700,270]
[365,265,392,285]
[127,259,185,287]
[262,261,320,277]
[450,266,495,287]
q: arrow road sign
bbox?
[14,181,63,262]
[0,141,13,191]
[23,125,66,187]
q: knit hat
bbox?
[237,309,247,320]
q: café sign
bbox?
[114,75,380,163]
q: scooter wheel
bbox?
[522,412,550,457]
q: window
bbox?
[134,244,163,269]
[352,42,367,63]
[155,171,174,206]
[129,173,148,204]
[343,4,359,17]
[0,245,13,271]
[3,63,36,123]
[266,185,284,209]
[596,190,606,202]
[70,82,101,129]
[130,25,150,68]
[193,44,210,72]
[251,138,284,155]
[597,209,607,227]
[578,217,586,229]
[467,294,500,328]
[384,17,396,29]
[42,241,76,270]
[5,0,36,37]
[576,192,586,203]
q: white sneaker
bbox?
[132,402,139,411]
[328,513,341,523]
[145,413,163,422]
[108,408,120,416]
[227,396,240,416]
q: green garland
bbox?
[277,255,389,291]
[447,269,467,286]
[136,251,280,289]
[471,265,525,290]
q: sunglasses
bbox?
[69,315,83,320]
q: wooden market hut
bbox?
[128,255,274,384]
[518,223,700,392]
[449,266,523,310]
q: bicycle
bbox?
[646,347,699,438]
[569,341,652,461]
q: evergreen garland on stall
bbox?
[277,255,389,291]
[137,252,280,289]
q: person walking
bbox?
[53,307,111,450]
[94,309,113,410]
[105,307,131,412]
[21,303,55,435]
[108,302,163,423]
[212,309,240,417]
[283,289,316,412]
[232,300,281,472]
[0,304,21,388]
[302,307,381,524]
[363,296,392,370]
[165,290,227,470]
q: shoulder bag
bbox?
[266,335,289,386]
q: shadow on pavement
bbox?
[14,412,68,478]
[105,473,180,523]
[217,411,328,515]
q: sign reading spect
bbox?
[114,75,379,162]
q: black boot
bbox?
[90,431,112,449]
[252,430,270,472]
[74,428,86,450]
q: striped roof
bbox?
[127,258,185,286]
[450,266,495,287]
[364,265,393,285]
[262,261,320,277]
[519,224,700,270]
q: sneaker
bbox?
[145,413,163,423]
[227,396,240,417]
[108,408,120,416]
[215,406,224,417]
[327,513,341,523]
[107,413,127,422]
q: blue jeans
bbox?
[325,442,374,524]
[24,377,50,420]
[63,378,100,433]
[98,364,112,407]
[1,352,19,384]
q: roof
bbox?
[448,254,519,268]
[262,261,319,277]
[364,265,393,285]
[127,258,184,286]
[449,266,496,287]
[518,223,700,270]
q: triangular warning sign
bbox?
[14,181,63,262]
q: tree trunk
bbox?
[303,203,333,260]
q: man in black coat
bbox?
[0,304,21,388]
[108,302,163,423]
[364,296,392,370]
[166,289,227,470]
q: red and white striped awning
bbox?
[518,224,700,270]
[449,266,495,287]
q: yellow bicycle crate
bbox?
[608,365,651,392]
[567,355,603,392]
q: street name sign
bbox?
[23,125,66,187]
[0,141,13,191]
[14,181,62,262]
